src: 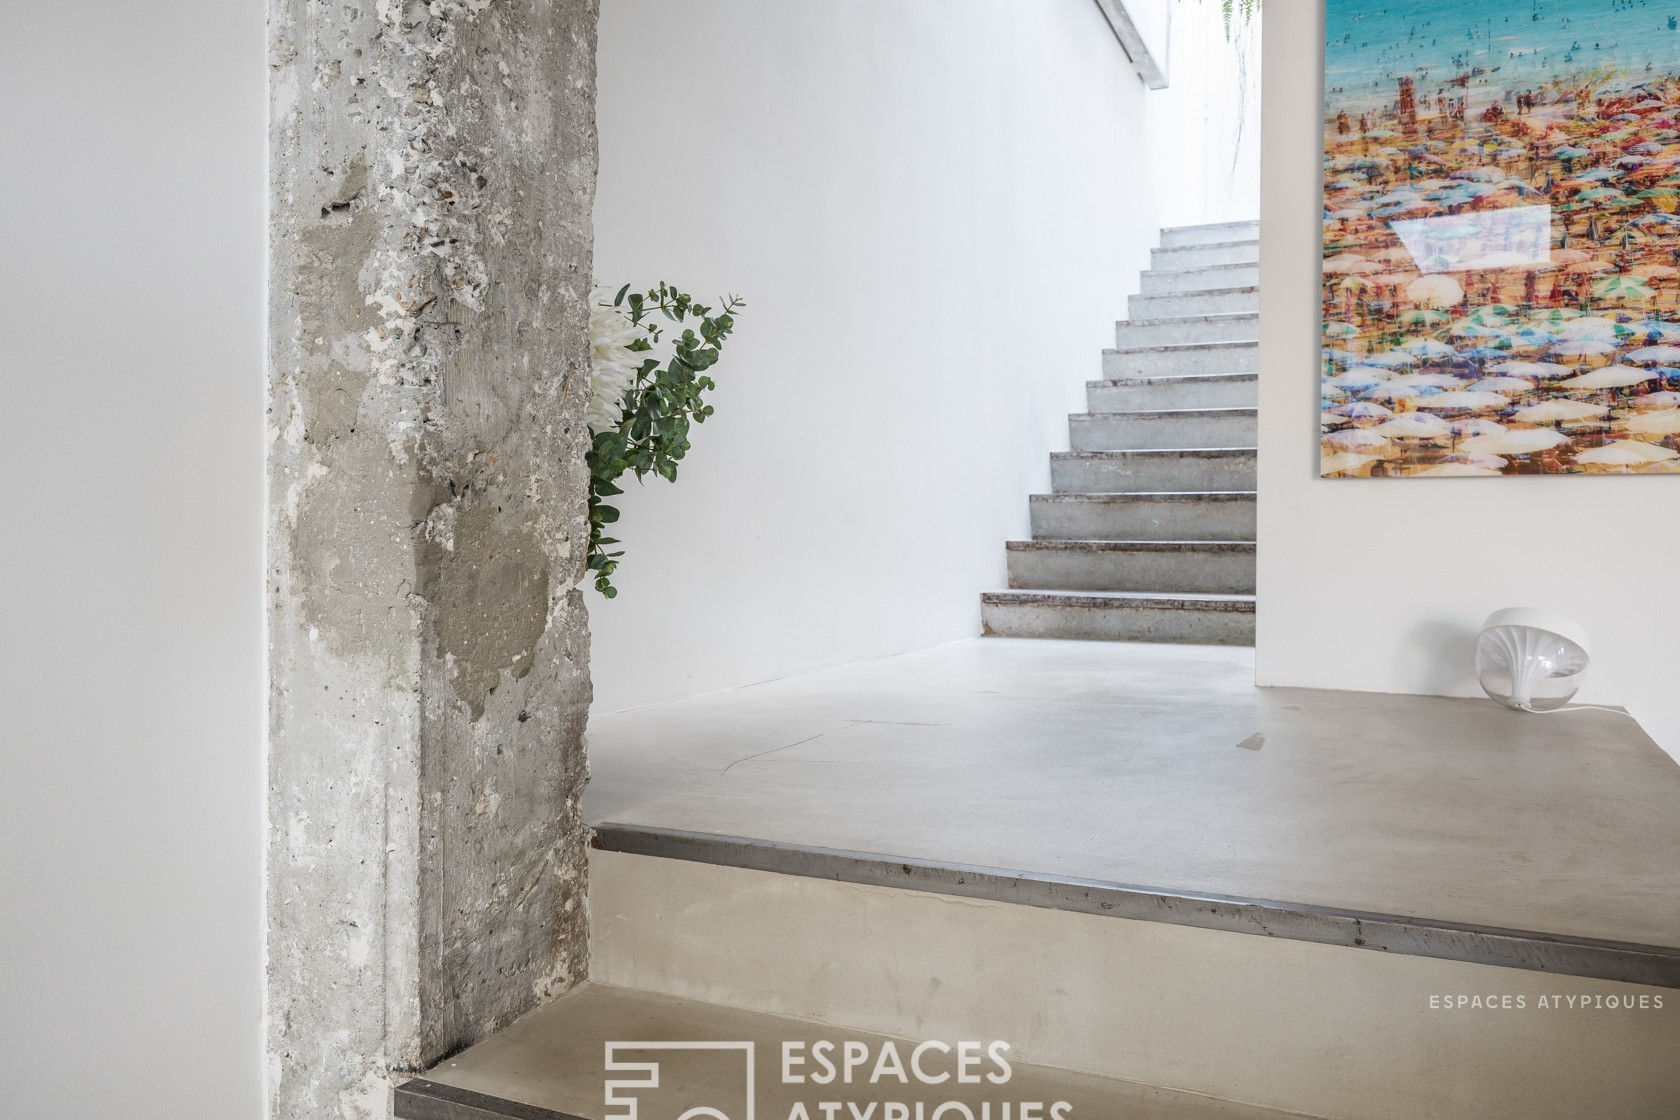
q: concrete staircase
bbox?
[982,219,1258,645]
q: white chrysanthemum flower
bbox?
[587,289,645,434]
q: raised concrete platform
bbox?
[585,639,1680,977]
[401,984,1312,1120]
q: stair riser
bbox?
[983,600,1255,643]
[1006,548,1256,594]
[1160,221,1260,247]
[1030,497,1256,541]
[1139,264,1260,294]
[1088,378,1257,411]
[593,852,1679,1120]
[1151,242,1259,270]
[1129,288,1258,319]
[1114,316,1258,348]
[1071,412,1258,450]
[1103,344,1258,377]
[1051,453,1257,492]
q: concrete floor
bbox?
[411,983,1313,1120]
[586,639,1680,949]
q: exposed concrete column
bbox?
[266,1,597,1116]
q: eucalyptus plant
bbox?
[586,283,743,597]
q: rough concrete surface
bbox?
[266,1,598,1117]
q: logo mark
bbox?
[605,1041,756,1120]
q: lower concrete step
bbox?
[1160,218,1260,247]
[1052,448,1257,492]
[982,589,1256,644]
[1129,285,1259,320]
[1139,262,1260,294]
[1088,372,1257,411]
[1103,340,1257,378]
[1071,409,1258,451]
[399,982,1305,1120]
[1006,539,1256,594]
[584,836,1679,1120]
[1114,312,1258,348]
[1029,491,1256,541]
[1151,240,1259,270]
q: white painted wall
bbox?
[591,0,1257,712]
[0,2,265,1117]
[1258,1,1679,759]
[1149,2,1261,227]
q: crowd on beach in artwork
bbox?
[1321,45,1680,476]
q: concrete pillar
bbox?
[265,1,597,1116]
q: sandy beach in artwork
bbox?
[1321,0,1680,476]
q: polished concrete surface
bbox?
[411,983,1315,1120]
[586,639,1680,949]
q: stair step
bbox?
[1006,539,1256,593]
[982,588,1256,644]
[1160,219,1260,247]
[1129,285,1259,319]
[399,983,1306,1120]
[1114,312,1259,348]
[1088,372,1257,411]
[1071,408,1258,451]
[588,834,1680,1120]
[1104,340,1258,377]
[1151,240,1259,270]
[1139,262,1260,294]
[1052,448,1257,492]
[1029,491,1256,541]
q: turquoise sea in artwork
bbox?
[1326,0,1680,116]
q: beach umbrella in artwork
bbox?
[1399,338,1458,360]
[1623,408,1680,436]
[1573,440,1680,469]
[1558,365,1661,390]
[1415,390,1511,412]
[1324,253,1382,275]
[1388,372,1464,389]
[1406,275,1464,309]
[1398,309,1448,329]
[1362,382,1426,401]
[1623,345,1680,363]
[1323,321,1363,339]
[1628,390,1680,408]
[1321,452,1382,476]
[1461,428,1571,456]
[1550,338,1620,358]
[1592,274,1655,302]
[1556,316,1620,338]
[1510,399,1612,424]
[1374,413,1453,439]
[1472,376,1537,393]
[1363,349,1420,368]
[1490,360,1573,379]
[1448,318,1508,339]
[1337,275,1371,318]
[1450,418,1508,439]
[1333,401,1394,420]
[1325,429,1391,451]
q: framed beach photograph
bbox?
[1321,1,1680,476]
